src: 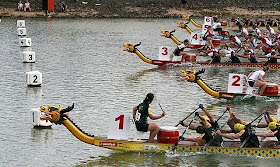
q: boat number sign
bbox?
[158,46,172,61]
[107,112,130,140]
[227,73,244,93]
[190,32,201,44]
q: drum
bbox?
[157,126,179,144]
[185,55,197,63]
[212,39,221,46]
[221,22,228,26]
[221,30,229,36]
[263,83,278,96]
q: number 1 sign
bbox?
[107,112,130,140]
[227,73,244,93]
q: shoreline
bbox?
[1,7,280,18]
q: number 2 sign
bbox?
[107,112,130,140]
[227,73,244,93]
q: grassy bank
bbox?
[1,0,280,18]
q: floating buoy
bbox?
[19,38,32,47]
[106,19,109,21]
[22,51,35,63]
[30,108,52,127]
[17,20,25,28]
[26,71,42,86]
[17,28,27,36]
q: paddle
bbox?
[238,112,264,149]
[172,114,197,152]
[175,107,200,127]
[202,107,230,150]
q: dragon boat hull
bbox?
[94,137,280,157]
[39,104,280,158]
[218,91,280,100]
[196,62,280,70]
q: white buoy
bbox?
[30,108,52,127]
[17,28,27,36]
[19,38,31,47]
[26,71,42,86]
[22,51,35,63]
[17,20,25,28]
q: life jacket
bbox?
[272,127,280,144]
[238,125,260,148]
[202,125,223,146]
[248,55,258,63]
[211,52,221,63]
[230,54,241,63]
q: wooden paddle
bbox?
[202,107,230,150]
[175,107,200,127]
[172,114,197,152]
[238,112,264,149]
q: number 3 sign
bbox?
[227,73,244,93]
[107,112,131,140]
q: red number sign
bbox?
[115,115,124,129]
[232,75,241,86]
[192,34,198,40]
[161,47,168,55]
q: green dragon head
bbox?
[40,103,74,124]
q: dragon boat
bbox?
[180,69,280,100]
[123,41,280,69]
[39,103,280,158]
[183,15,278,30]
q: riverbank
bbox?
[1,7,280,18]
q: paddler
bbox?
[258,50,280,64]
[179,104,223,146]
[222,44,241,63]
[256,122,280,148]
[247,66,269,95]
[173,39,191,63]
[132,93,166,143]
[216,110,260,148]
[217,122,260,148]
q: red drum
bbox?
[221,22,228,26]
[186,55,197,63]
[212,39,221,46]
[263,83,278,96]
[157,126,179,144]
[221,30,229,36]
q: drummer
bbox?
[247,66,269,95]
[132,93,166,143]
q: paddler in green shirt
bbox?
[181,112,223,146]
[132,93,166,143]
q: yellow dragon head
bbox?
[177,21,187,29]
[160,30,174,38]
[180,69,205,82]
[40,103,74,124]
[123,42,142,53]
[182,15,190,21]
[123,43,135,52]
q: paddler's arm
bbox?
[183,135,203,142]
[256,132,275,137]
[200,106,215,123]
[148,107,166,120]
[229,110,242,124]
[132,106,138,120]
[216,130,241,140]
[220,129,233,133]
